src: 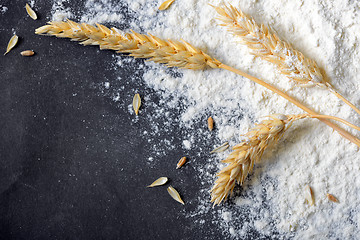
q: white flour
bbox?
[50,0,360,239]
[0,5,8,14]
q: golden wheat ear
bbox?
[35,21,360,147]
[210,114,305,206]
[210,113,360,206]
[35,20,221,70]
[213,3,360,116]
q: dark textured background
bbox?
[0,0,232,239]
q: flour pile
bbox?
[50,0,360,238]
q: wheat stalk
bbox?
[213,3,360,116]
[35,21,360,147]
[210,113,360,205]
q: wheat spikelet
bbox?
[210,114,308,205]
[35,20,221,70]
[214,3,360,116]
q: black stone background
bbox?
[0,0,237,239]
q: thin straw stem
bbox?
[327,85,360,116]
[310,115,360,131]
[219,63,360,147]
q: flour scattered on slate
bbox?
[50,0,360,239]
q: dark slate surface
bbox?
[0,1,232,239]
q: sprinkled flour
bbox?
[50,0,360,239]
[0,5,8,14]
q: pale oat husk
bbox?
[210,142,229,154]
[4,35,18,55]
[304,185,315,206]
[147,177,168,187]
[25,3,37,20]
[132,93,141,115]
[167,186,185,204]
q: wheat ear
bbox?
[35,21,360,147]
[35,20,221,70]
[211,114,303,205]
[214,3,360,116]
[210,113,359,205]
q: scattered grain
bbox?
[147,177,168,187]
[25,3,37,20]
[20,50,35,56]
[208,116,214,131]
[159,0,175,10]
[304,185,315,206]
[210,142,229,154]
[167,186,185,204]
[327,193,339,203]
[176,157,187,169]
[4,35,18,55]
[133,93,141,115]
